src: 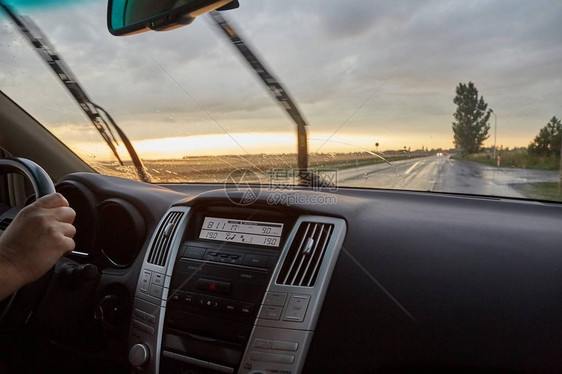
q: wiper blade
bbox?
[210,11,311,183]
[1,3,151,183]
[94,104,152,183]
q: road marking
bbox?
[405,161,421,175]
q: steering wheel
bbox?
[0,157,55,323]
[0,158,55,197]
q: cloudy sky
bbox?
[1,0,561,161]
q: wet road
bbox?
[338,155,559,198]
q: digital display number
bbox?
[199,217,283,247]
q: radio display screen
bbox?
[199,217,284,247]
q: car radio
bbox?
[161,239,281,373]
[128,202,346,374]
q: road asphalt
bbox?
[337,155,559,198]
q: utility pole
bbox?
[490,109,497,161]
[559,128,562,193]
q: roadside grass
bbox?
[452,149,560,170]
[511,182,562,202]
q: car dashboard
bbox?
[3,171,562,373]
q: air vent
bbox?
[277,222,334,287]
[0,218,13,231]
[147,211,184,267]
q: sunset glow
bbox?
[66,131,461,161]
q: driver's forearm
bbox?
[0,253,26,301]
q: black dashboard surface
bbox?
[61,172,562,372]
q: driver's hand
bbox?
[0,193,76,298]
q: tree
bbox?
[528,116,561,157]
[452,82,491,155]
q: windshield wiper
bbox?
[1,3,151,183]
[210,11,313,184]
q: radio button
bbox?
[199,296,222,309]
[134,309,157,324]
[224,301,238,313]
[132,319,154,335]
[208,362,222,372]
[197,278,231,294]
[149,284,164,299]
[170,290,182,303]
[271,340,299,351]
[183,292,197,304]
[264,292,287,307]
[140,270,151,292]
[254,339,272,349]
[250,352,295,364]
[239,302,255,315]
[283,294,310,322]
[152,273,164,286]
[243,254,269,268]
[225,255,243,265]
[182,246,206,259]
[258,305,283,320]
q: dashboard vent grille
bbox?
[277,222,334,287]
[147,211,184,267]
[0,218,13,231]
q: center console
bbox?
[128,200,346,374]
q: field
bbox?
[455,149,561,170]
[512,182,562,202]
[92,151,422,183]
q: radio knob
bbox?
[129,343,150,368]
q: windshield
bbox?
[1,1,561,202]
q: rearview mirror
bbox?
[107,0,238,36]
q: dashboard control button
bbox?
[148,284,164,299]
[254,339,272,349]
[250,352,295,364]
[170,290,182,303]
[133,308,144,319]
[140,270,151,292]
[197,278,231,294]
[239,302,255,315]
[132,319,155,335]
[208,362,222,371]
[271,340,299,351]
[199,296,222,309]
[183,246,206,259]
[243,254,269,268]
[175,353,209,369]
[263,292,287,306]
[283,294,310,322]
[224,300,238,313]
[134,309,157,324]
[258,305,283,320]
[146,313,156,324]
[162,350,176,359]
[129,343,150,368]
[225,254,243,265]
[183,292,197,304]
[152,272,164,286]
